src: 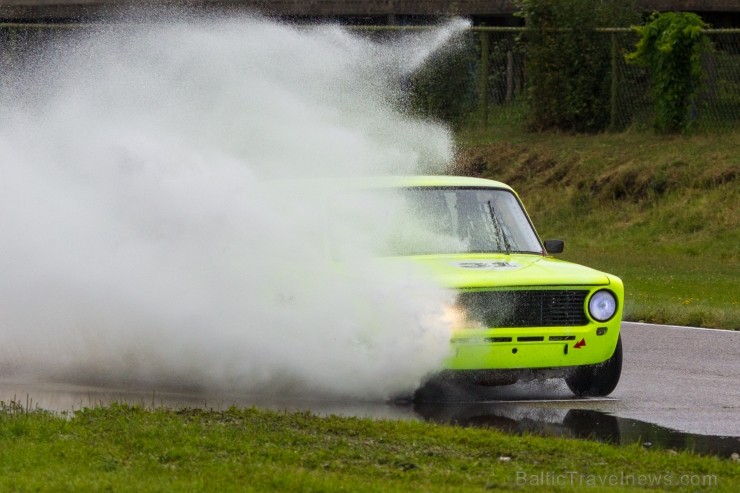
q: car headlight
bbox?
[588,290,617,322]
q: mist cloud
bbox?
[0,15,468,399]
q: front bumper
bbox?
[446,322,621,371]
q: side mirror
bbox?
[544,239,565,254]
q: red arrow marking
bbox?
[574,338,586,349]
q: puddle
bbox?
[411,401,740,458]
[1,380,737,459]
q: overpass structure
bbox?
[1,1,739,25]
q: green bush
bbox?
[516,0,638,132]
[626,12,711,133]
[407,32,478,128]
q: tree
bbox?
[626,12,711,133]
[517,0,638,132]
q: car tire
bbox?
[413,380,451,402]
[565,335,622,397]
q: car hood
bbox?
[387,254,612,289]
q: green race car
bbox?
[361,175,624,398]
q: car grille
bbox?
[456,290,589,328]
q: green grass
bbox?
[456,110,739,329]
[1,403,737,492]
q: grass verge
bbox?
[456,113,739,329]
[1,403,738,492]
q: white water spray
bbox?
[0,15,469,399]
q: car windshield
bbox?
[331,187,544,257]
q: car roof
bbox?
[290,175,513,191]
[370,175,510,189]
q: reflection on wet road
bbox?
[1,322,738,458]
[413,401,740,458]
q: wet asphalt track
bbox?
[1,322,739,452]
[610,322,740,437]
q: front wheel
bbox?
[565,335,622,397]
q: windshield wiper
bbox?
[487,201,511,255]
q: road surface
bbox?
[1,322,738,445]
